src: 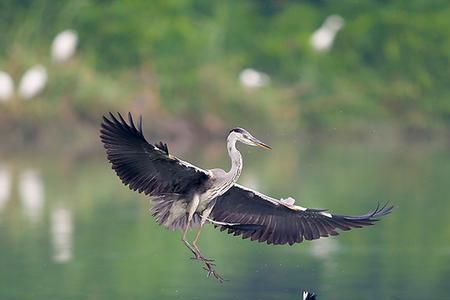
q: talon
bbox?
[200,262,226,283]
[202,266,211,276]
[204,260,216,266]
[213,272,226,283]
[190,251,225,283]
[203,258,215,262]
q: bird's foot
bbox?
[191,246,215,263]
[191,253,215,263]
[189,247,226,282]
[202,262,226,283]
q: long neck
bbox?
[226,135,243,183]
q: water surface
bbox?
[0,140,449,300]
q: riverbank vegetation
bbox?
[1,0,449,149]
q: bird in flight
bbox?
[100,112,393,282]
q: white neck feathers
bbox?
[226,133,243,182]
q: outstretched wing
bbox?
[211,184,393,245]
[100,112,210,197]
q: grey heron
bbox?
[100,112,393,282]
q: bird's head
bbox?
[229,127,271,150]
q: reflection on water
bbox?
[310,237,339,259]
[19,169,45,222]
[0,141,449,300]
[0,164,11,212]
[50,206,74,263]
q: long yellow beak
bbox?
[252,138,271,150]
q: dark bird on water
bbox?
[100,112,393,282]
[303,291,317,300]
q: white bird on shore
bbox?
[239,68,270,88]
[18,65,48,100]
[310,15,344,53]
[0,71,14,102]
[51,30,78,64]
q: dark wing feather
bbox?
[100,112,209,197]
[211,184,393,245]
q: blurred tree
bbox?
[0,0,449,132]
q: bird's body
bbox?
[310,15,344,53]
[100,112,393,282]
[51,30,78,64]
[18,65,47,100]
[145,127,250,231]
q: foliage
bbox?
[1,0,449,133]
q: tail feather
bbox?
[150,197,200,230]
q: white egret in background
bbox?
[0,71,14,102]
[310,15,344,53]
[19,169,44,222]
[51,206,74,263]
[18,65,48,100]
[0,165,12,212]
[51,30,78,64]
[239,68,270,88]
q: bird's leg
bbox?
[182,225,197,257]
[180,196,225,283]
[192,204,226,283]
[181,195,200,257]
[192,204,215,262]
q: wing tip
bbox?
[368,201,394,219]
[335,201,394,223]
[100,112,147,138]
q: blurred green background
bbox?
[1,1,449,299]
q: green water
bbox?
[1,140,449,300]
